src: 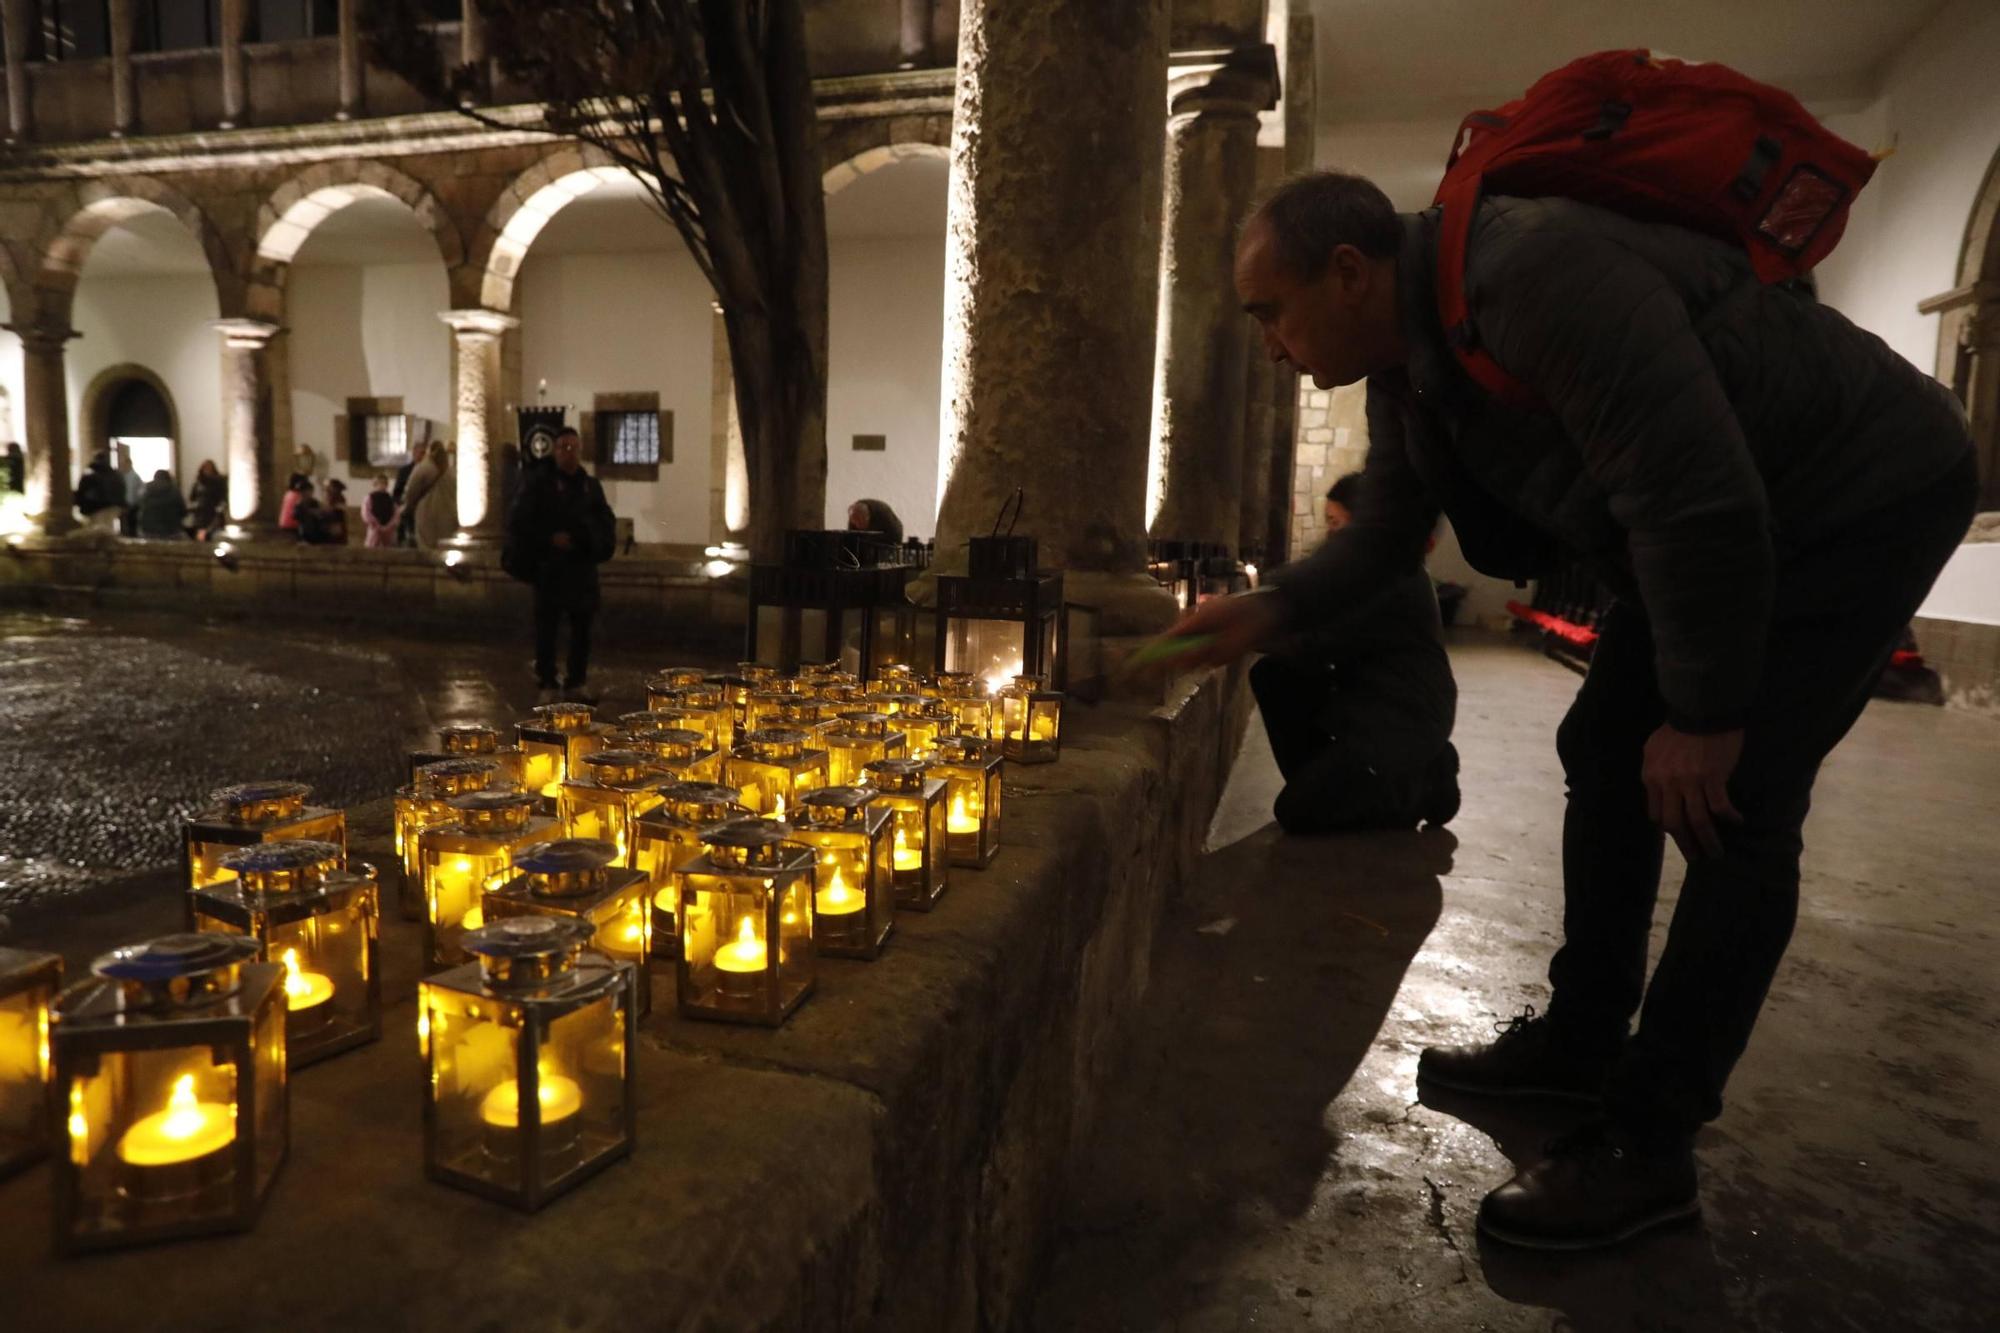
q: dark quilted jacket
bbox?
[1273,196,1974,732]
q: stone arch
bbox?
[822,140,950,197]
[250,159,465,319]
[1955,140,2000,292]
[1928,138,2000,508]
[79,362,183,474]
[475,143,627,313]
[36,176,236,323]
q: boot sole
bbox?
[1416,1067,1603,1105]
[1476,1196,1701,1251]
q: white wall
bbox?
[825,233,946,538]
[67,274,222,480]
[518,248,714,545]
[288,261,452,488]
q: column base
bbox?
[218,519,285,545]
[442,528,504,551]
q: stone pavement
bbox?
[1036,636,2000,1331]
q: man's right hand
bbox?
[1159,592,1285,668]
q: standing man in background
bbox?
[507,426,616,705]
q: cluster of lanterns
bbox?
[1,658,1064,1246]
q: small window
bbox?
[601,411,661,467]
[362,414,412,468]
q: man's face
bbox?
[1323,499,1352,533]
[554,433,581,473]
[1236,220,1389,390]
[847,503,869,531]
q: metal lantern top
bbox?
[620,727,706,761]
[931,733,997,764]
[699,817,816,871]
[514,838,620,899]
[575,749,657,787]
[217,838,342,894]
[655,781,748,825]
[649,667,711,690]
[876,663,919,686]
[1001,673,1050,695]
[447,787,540,832]
[905,700,957,728]
[737,662,780,684]
[417,757,500,797]
[741,728,812,761]
[798,661,841,678]
[933,671,979,697]
[797,785,882,828]
[867,691,926,715]
[530,701,595,733]
[831,710,894,738]
[672,685,726,710]
[438,725,501,755]
[617,712,688,738]
[862,757,931,793]
[461,916,595,990]
[776,698,826,724]
[88,932,262,1011]
[211,780,313,823]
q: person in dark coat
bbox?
[506,426,616,703]
[1174,171,1977,1251]
[3,442,23,494]
[846,497,904,545]
[1249,472,1458,834]
[135,469,187,539]
[187,460,227,539]
[75,451,125,532]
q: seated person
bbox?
[1250,473,1459,834]
[846,497,904,545]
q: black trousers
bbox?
[1250,655,1438,833]
[533,576,597,688]
[1549,454,1978,1140]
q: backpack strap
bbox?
[1434,170,1542,412]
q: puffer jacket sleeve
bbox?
[1468,213,1772,732]
[1269,376,1440,628]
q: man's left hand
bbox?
[1642,724,1744,860]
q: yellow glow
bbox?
[116,1074,236,1166]
[453,857,471,874]
[281,948,335,1013]
[770,791,787,822]
[478,1071,583,1129]
[652,886,678,920]
[416,1006,431,1056]
[815,863,861,918]
[893,826,921,872]
[67,1081,88,1164]
[948,791,978,834]
[984,660,1023,696]
[462,904,484,930]
[715,915,767,974]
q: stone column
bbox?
[897,0,932,68]
[108,0,135,135]
[1148,46,1276,549]
[11,324,79,537]
[440,309,518,546]
[459,0,488,104]
[932,0,1176,631]
[335,0,361,120]
[214,318,282,539]
[218,0,247,129]
[3,0,31,142]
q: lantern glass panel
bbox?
[865,763,949,911]
[724,735,828,821]
[485,847,653,1018]
[943,616,1058,696]
[0,949,60,1177]
[557,780,664,866]
[419,805,561,967]
[184,788,346,894]
[631,787,749,963]
[930,742,1004,868]
[822,719,907,787]
[789,794,894,960]
[676,826,815,1026]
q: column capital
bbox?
[4,322,80,352]
[212,317,281,349]
[439,308,520,339]
[1167,43,1279,119]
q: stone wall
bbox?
[1287,380,1369,554]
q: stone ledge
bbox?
[0,666,1251,1332]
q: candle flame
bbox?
[281,948,309,1000]
[453,858,471,874]
[159,1074,208,1141]
[736,915,757,948]
[416,1007,430,1053]
[825,863,852,907]
[462,904,483,930]
[771,791,787,821]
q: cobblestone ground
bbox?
[0,609,710,913]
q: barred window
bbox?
[362,414,412,468]
[602,411,661,466]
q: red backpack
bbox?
[1433,49,1879,409]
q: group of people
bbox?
[72,451,227,541]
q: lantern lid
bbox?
[931,733,993,763]
[933,670,978,695]
[577,749,656,785]
[736,661,779,679]
[798,785,879,827]
[448,787,539,831]
[742,728,811,759]
[91,932,260,1010]
[657,780,742,807]
[862,757,930,792]
[211,780,311,821]
[462,916,593,988]
[418,756,499,796]
[514,837,619,898]
[438,724,501,753]
[700,816,812,870]
[618,711,680,732]
[797,660,840,676]
[831,710,892,737]
[531,701,595,732]
[648,667,710,688]
[219,838,342,894]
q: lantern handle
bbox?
[992,488,1024,539]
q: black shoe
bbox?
[561,683,599,707]
[1417,1007,1615,1104]
[1477,1121,1699,1251]
[1419,742,1460,828]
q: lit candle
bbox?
[714,916,767,998]
[280,948,335,1034]
[478,1066,584,1158]
[1030,716,1057,742]
[947,792,979,835]
[117,1073,235,1167]
[814,862,863,922]
[652,887,679,924]
[893,826,922,872]
[461,904,484,930]
[769,790,787,822]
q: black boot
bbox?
[1417,1007,1617,1103]
[1419,741,1461,828]
[1477,1120,1699,1250]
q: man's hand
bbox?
[1642,724,1744,860]
[1158,592,1285,669]
[550,531,573,551]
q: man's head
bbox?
[1324,473,1361,533]
[1236,171,1408,390]
[553,427,582,475]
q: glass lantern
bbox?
[515,702,614,804]
[485,839,653,1018]
[645,667,711,709]
[405,723,527,789]
[182,781,346,895]
[933,555,1066,695]
[899,700,958,758]
[774,695,836,741]
[864,690,926,719]
[743,688,797,737]
[557,749,669,865]
[632,782,750,966]
[419,917,636,1211]
[746,545,918,679]
[789,787,894,961]
[724,728,828,823]
[997,675,1064,764]
[861,758,950,911]
[392,757,501,921]
[658,683,735,751]
[927,734,1005,868]
[0,947,61,1179]
[675,819,816,1027]
[611,717,723,783]
[822,711,908,787]
[190,840,381,1068]
[419,789,560,968]
[52,933,285,1253]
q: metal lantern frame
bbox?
[182,781,347,898]
[724,728,829,821]
[393,757,502,922]
[404,724,527,789]
[927,735,1005,869]
[746,553,919,679]
[516,703,615,805]
[419,918,637,1212]
[822,711,908,787]
[486,840,654,1018]
[52,934,286,1254]
[557,749,669,867]
[862,758,950,912]
[0,947,61,1179]
[997,675,1064,764]
[420,790,561,968]
[631,782,750,967]
[789,787,895,961]
[931,568,1068,695]
[674,819,817,1027]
